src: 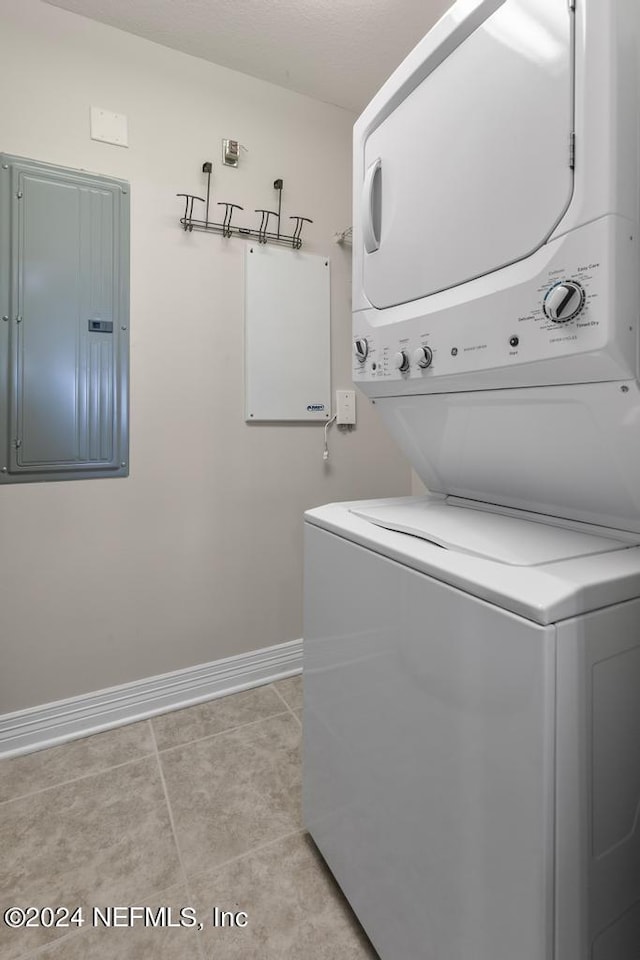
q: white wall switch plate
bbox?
[90,107,129,147]
[336,389,356,425]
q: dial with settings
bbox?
[543,281,585,323]
[413,345,433,369]
[354,337,369,363]
[394,350,410,372]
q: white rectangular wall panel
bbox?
[245,245,330,421]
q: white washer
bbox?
[303,1,640,958]
[304,498,640,960]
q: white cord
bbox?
[323,415,337,460]
[334,226,353,245]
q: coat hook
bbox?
[217,202,244,237]
[176,166,310,247]
[176,193,205,231]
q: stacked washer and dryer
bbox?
[303,1,640,958]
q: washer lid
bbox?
[350,499,638,567]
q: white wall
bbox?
[0,0,411,713]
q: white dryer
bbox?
[303,1,640,958]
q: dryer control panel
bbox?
[354,216,637,395]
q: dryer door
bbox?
[362,0,574,310]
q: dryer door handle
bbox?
[362,158,382,254]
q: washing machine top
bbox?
[305,496,640,625]
[350,498,639,567]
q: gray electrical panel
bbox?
[0,154,129,483]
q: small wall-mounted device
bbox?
[336,390,356,425]
[88,319,113,333]
[90,106,128,148]
[222,139,240,167]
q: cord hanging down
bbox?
[323,415,337,461]
[334,226,353,245]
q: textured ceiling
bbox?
[42,0,454,112]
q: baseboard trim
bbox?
[0,638,302,758]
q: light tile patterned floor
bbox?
[0,677,378,960]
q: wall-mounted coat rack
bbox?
[177,162,312,249]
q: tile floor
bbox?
[0,676,378,960]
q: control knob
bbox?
[543,281,585,323]
[413,346,433,369]
[394,350,410,372]
[354,338,369,363]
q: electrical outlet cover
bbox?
[90,107,128,148]
[336,389,356,425]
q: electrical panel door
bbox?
[0,154,129,483]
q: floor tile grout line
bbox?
[0,749,158,807]
[10,722,195,960]
[2,705,294,808]
[149,721,206,960]
[14,874,206,960]
[8,692,304,960]
[13,905,99,960]
[17,928,79,960]
[9,689,304,960]
[15,839,309,958]
[154,708,293,755]
[270,682,302,727]
[0,697,291,807]
[187,827,306,887]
